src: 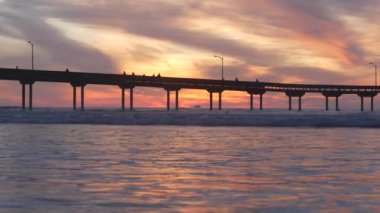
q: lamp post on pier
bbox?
[214,55,224,80]
[369,62,377,87]
[27,41,34,70]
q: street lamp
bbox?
[214,55,224,80]
[369,62,377,86]
[27,41,34,70]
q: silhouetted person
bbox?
[143,74,145,76]
[153,74,155,77]
[158,73,161,77]
[66,68,69,72]
[256,78,259,83]
[132,72,135,76]
[235,77,239,81]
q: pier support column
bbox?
[361,96,364,112]
[218,92,222,111]
[250,94,253,111]
[166,90,170,111]
[20,81,34,111]
[130,88,134,111]
[356,92,377,112]
[175,90,179,111]
[298,96,302,111]
[121,87,125,111]
[29,84,33,111]
[285,91,305,111]
[247,90,265,111]
[21,83,26,110]
[336,97,339,111]
[73,86,77,111]
[209,92,213,111]
[323,92,343,112]
[164,88,181,111]
[81,85,85,111]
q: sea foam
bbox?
[0,107,378,127]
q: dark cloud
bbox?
[0,0,117,72]
[241,0,366,65]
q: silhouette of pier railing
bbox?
[0,67,378,111]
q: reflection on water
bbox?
[0,125,380,212]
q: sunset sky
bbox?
[0,0,380,109]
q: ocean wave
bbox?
[0,108,378,127]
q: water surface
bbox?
[0,125,379,212]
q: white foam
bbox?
[0,107,378,127]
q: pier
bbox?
[0,68,379,111]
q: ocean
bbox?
[0,124,379,212]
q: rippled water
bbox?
[0,125,380,212]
